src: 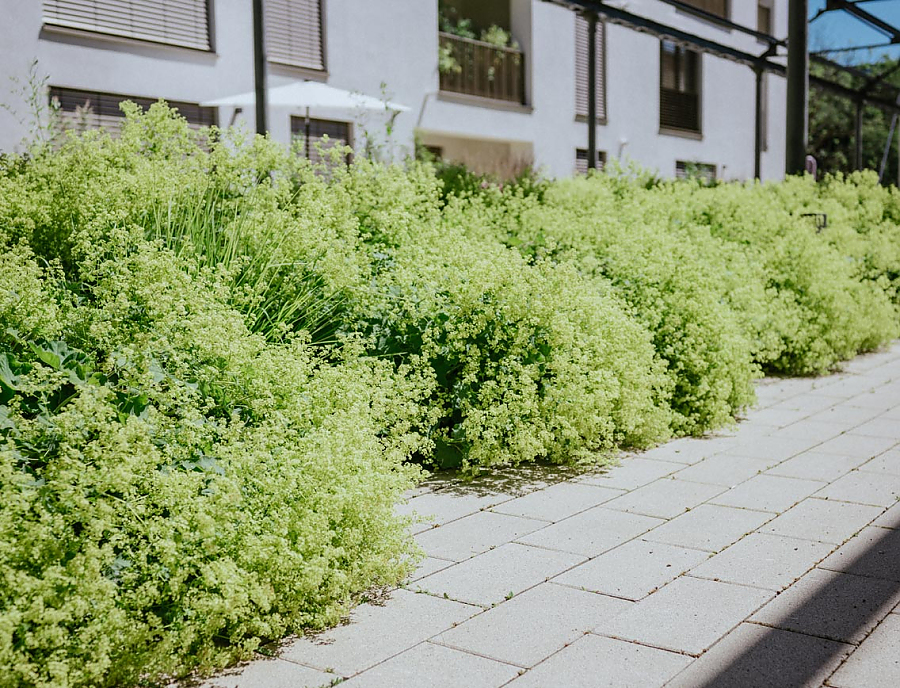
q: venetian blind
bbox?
[42,0,210,50]
[266,0,325,70]
[575,15,605,120]
[50,87,216,137]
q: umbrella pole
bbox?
[305,106,311,160]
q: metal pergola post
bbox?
[755,65,764,179]
[252,0,268,135]
[786,0,809,176]
[855,98,865,170]
[587,12,597,170]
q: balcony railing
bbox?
[660,87,700,133]
[439,32,525,105]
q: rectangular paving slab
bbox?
[815,470,900,508]
[397,490,514,534]
[434,582,631,668]
[750,568,900,644]
[279,589,477,676]
[814,433,897,461]
[338,642,520,688]
[201,658,337,688]
[665,622,851,688]
[414,511,546,562]
[829,613,900,688]
[576,457,678,491]
[504,633,692,688]
[552,538,709,600]
[859,448,900,477]
[602,478,725,519]
[766,451,868,483]
[759,497,883,544]
[491,481,624,522]
[517,506,663,557]
[642,503,773,553]
[711,474,826,513]
[818,525,900,582]
[672,453,773,487]
[688,532,834,592]
[412,542,585,607]
[599,576,773,656]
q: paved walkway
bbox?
[204,344,900,688]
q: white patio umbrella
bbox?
[202,80,410,112]
[202,80,409,158]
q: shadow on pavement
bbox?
[690,510,900,688]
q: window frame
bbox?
[265,0,327,73]
[574,15,607,124]
[659,39,703,137]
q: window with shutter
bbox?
[575,15,605,121]
[266,0,325,71]
[291,116,351,164]
[50,87,216,137]
[575,148,606,175]
[660,40,701,133]
[677,0,728,20]
[42,0,210,51]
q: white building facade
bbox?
[0,0,788,180]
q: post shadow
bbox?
[694,510,900,687]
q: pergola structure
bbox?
[544,0,900,179]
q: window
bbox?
[575,15,606,121]
[660,40,701,133]
[291,116,351,164]
[676,160,716,183]
[757,2,773,36]
[575,149,606,175]
[266,0,325,71]
[49,87,216,137]
[677,0,728,20]
[42,0,210,51]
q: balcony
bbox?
[438,31,525,105]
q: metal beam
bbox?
[786,0,809,175]
[656,0,784,46]
[825,0,900,42]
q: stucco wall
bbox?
[0,0,788,180]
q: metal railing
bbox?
[438,32,525,105]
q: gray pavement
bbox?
[203,343,900,688]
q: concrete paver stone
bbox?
[642,503,773,553]
[517,506,663,557]
[765,451,868,483]
[711,474,826,513]
[338,642,520,688]
[672,453,773,487]
[576,457,678,491]
[504,634,692,688]
[759,498,883,544]
[814,470,900,508]
[491,481,624,522]
[552,537,709,600]
[829,613,900,688]
[413,542,585,607]
[279,589,477,676]
[664,622,852,688]
[873,502,900,529]
[201,658,336,688]
[813,433,897,461]
[414,510,546,562]
[599,576,773,656]
[602,478,725,519]
[859,448,900,476]
[688,532,835,591]
[750,568,900,644]
[434,582,631,668]
[397,491,514,534]
[817,525,900,582]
